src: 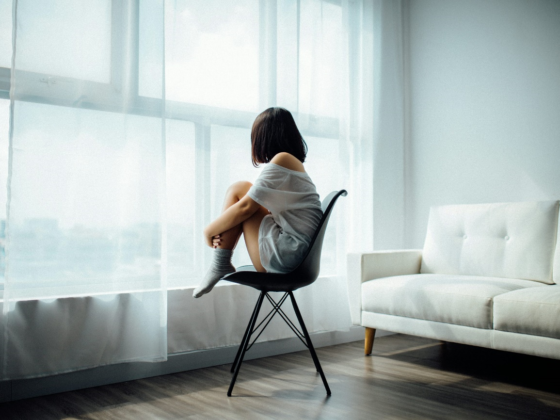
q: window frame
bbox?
[0,0,344,290]
[0,0,340,134]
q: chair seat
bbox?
[222,266,315,292]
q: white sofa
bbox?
[347,201,560,360]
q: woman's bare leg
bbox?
[214,181,268,272]
[242,207,268,272]
[193,181,267,298]
[213,181,250,250]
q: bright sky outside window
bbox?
[165,119,197,286]
[9,102,163,229]
[13,0,111,84]
[0,0,11,68]
[139,0,164,98]
[153,0,260,111]
[7,101,165,299]
[299,0,343,118]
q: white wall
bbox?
[372,0,406,250]
[405,0,560,248]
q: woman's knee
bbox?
[227,181,253,198]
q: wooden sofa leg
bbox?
[365,327,376,356]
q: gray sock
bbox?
[193,248,236,298]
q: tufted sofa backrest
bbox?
[420,201,560,284]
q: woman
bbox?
[193,108,323,298]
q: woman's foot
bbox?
[193,249,236,298]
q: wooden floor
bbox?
[1,334,560,419]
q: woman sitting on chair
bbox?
[193,107,323,298]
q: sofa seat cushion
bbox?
[362,274,543,329]
[494,286,560,339]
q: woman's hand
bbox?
[212,234,222,249]
[203,195,260,248]
[204,227,222,248]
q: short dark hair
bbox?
[251,107,308,167]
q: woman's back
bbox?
[248,160,322,274]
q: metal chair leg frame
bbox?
[230,294,263,373]
[289,292,331,396]
[266,293,318,372]
[228,291,266,397]
[265,294,309,349]
[244,293,290,352]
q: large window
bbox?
[0,0,346,294]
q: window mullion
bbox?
[110,0,139,103]
[194,123,212,275]
[259,0,277,109]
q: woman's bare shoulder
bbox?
[270,152,305,173]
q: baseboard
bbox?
[0,327,393,402]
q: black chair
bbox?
[222,189,347,397]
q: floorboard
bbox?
[1,334,559,419]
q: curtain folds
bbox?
[0,0,388,380]
[2,0,168,379]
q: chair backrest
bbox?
[289,190,347,288]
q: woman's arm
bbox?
[203,194,263,247]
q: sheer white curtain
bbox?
[0,0,379,379]
[161,0,374,343]
[1,0,167,379]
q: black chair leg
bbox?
[289,292,331,396]
[228,291,265,397]
[231,294,262,373]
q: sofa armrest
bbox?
[346,249,423,325]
